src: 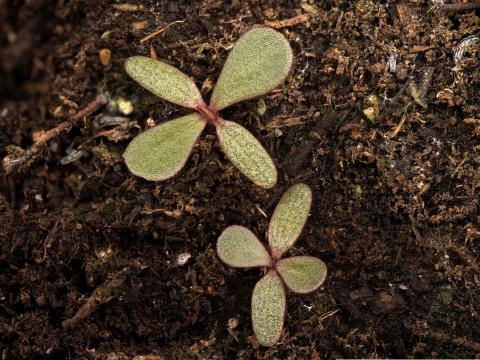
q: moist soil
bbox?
[1,1,479,359]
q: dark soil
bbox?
[1,1,479,359]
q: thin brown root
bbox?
[140,20,185,43]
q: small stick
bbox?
[3,94,107,173]
[441,2,480,11]
[34,94,107,143]
[62,268,130,330]
[264,14,309,29]
[389,115,407,138]
[421,329,480,352]
[140,20,185,43]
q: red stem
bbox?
[196,104,225,127]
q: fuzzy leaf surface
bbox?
[252,271,286,346]
[125,56,203,108]
[123,113,206,181]
[268,183,312,257]
[217,225,271,268]
[276,256,327,294]
[217,121,277,189]
[210,27,293,111]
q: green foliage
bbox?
[268,183,312,257]
[125,56,203,108]
[216,184,327,346]
[124,27,292,187]
[217,225,271,268]
[276,256,327,294]
[123,114,206,181]
[251,271,286,347]
[210,27,293,111]
[217,121,277,189]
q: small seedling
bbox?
[123,27,293,188]
[216,184,328,346]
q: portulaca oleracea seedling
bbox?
[217,184,328,346]
[123,27,293,188]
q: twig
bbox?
[264,14,309,29]
[428,330,480,352]
[409,324,480,352]
[34,95,107,143]
[62,267,130,330]
[389,114,407,138]
[440,2,480,11]
[140,20,185,43]
[3,94,107,173]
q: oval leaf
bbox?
[125,56,203,108]
[217,225,271,268]
[124,113,206,181]
[276,256,327,294]
[268,183,312,258]
[217,121,277,189]
[210,27,293,111]
[252,271,286,346]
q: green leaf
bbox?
[252,271,286,346]
[217,121,277,189]
[125,56,203,108]
[210,27,293,111]
[217,225,271,268]
[276,256,327,294]
[124,113,206,181]
[268,183,312,258]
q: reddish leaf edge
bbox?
[123,115,207,182]
[275,256,328,294]
[216,225,271,269]
[251,270,286,347]
[268,183,313,259]
[216,120,278,189]
[124,57,206,110]
[209,26,294,112]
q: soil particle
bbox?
[1,0,479,358]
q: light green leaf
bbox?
[217,225,271,268]
[123,113,206,181]
[210,27,293,111]
[276,256,327,294]
[252,271,286,346]
[268,183,312,257]
[125,56,203,108]
[217,121,277,189]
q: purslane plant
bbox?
[216,184,328,346]
[123,27,293,188]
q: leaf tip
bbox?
[268,183,313,256]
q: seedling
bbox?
[123,27,293,188]
[216,184,328,346]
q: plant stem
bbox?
[196,104,225,126]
